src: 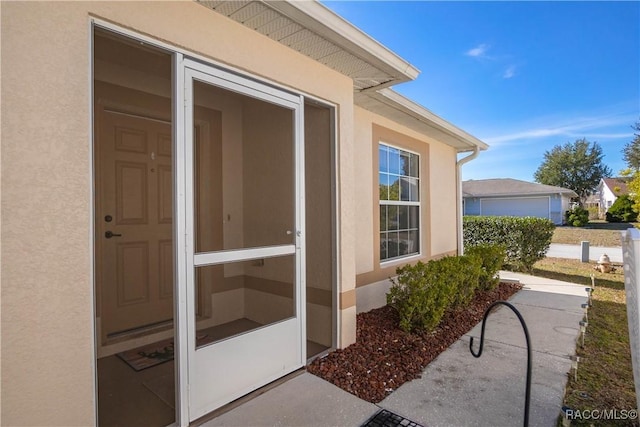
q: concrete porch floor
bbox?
[97,319,328,427]
[200,271,588,427]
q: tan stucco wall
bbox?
[428,139,458,256]
[354,109,376,275]
[353,106,459,283]
[1,1,354,425]
[2,3,96,425]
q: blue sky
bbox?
[323,1,640,182]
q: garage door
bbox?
[481,197,550,219]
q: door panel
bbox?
[184,63,305,421]
[116,241,150,305]
[98,110,173,340]
[116,161,148,224]
[159,240,174,299]
[194,254,296,348]
[158,164,173,224]
[190,317,301,418]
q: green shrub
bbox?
[606,195,638,223]
[465,244,506,291]
[386,254,483,333]
[386,261,455,333]
[432,255,482,308]
[463,216,554,273]
[565,206,589,227]
[450,255,482,307]
[587,206,600,220]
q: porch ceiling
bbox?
[195,0,419,91]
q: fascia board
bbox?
[465,191,578,198]
[365,88,489,152]
[265,0,420,82]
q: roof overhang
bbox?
[463,191,579,198]
[196,1,487,152]
[196,0,419,91]
[462,179,579,198]
[356,88,489,152]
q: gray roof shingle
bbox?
[602,177,629,195]
[462,178,578,198]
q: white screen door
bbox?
[182,59,306,420]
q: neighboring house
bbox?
[598,177,630,217]
[2,2,487,426]
[463,178,577,225]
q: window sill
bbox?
[380,253,422,269]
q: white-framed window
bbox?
[379,143,420,262]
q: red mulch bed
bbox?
[307,282,522,403]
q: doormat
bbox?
[361,410,423,427]
[117,334,212,371]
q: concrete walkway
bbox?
[201,272,588,427]
[379,272,588,427]
[547,242,622,263]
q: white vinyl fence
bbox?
[622,227,640,410]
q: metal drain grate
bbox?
[361,409,423,427]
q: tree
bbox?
[534,138,612,203]
[605,194,638,223]
[625,172,640,214]
[620,119,640,213]
[623,121,640,171]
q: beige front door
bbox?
[97,109,173,342]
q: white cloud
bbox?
[567,133,633,140]
[466,43,490,58]
[482,112,637,146]
[503,65,516,79]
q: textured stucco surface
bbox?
[2,3,96,425]
[428,141,458,255]
[1,1,354,425]
[353,106,459,276]
[353,108,376,275]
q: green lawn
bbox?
[552,223,637,247]
[532,258,637,425]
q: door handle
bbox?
[105,231,122,239]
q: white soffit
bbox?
[356,89,489,152]
[195,0,419,91]
[195,0,485,152]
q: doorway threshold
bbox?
[191,369,306,426]
[107,319,174,342]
